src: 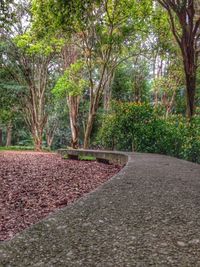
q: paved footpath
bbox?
[1,153,200,266]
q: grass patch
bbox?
[0,146,52,152]
[62,154,96,161]
[79,155,96,161]
[62,154,69,159]
[0,146,34,151]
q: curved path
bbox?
[1,152,200,266]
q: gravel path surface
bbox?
[1,152,200,266]
[0,151,121,241]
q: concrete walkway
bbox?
[1,153,200,266]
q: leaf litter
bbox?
[0,151,121,241]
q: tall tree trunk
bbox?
[0,128,2,146]
[181,34,197,119]
[83,68,108,149]
[183,54,196,118]
[103,69,114,111]
[26,116,46,152]
[6,122,12,147]
[61,44,79,148]
[158,0,200,119]
[32,125,44,151]
[46,120,58,150]
[84,63,115,148]
[46,130,55,149]
[46,134,53,149]
[84,72,114,148]
[34,139,42,151]
[185,74,196,118]
[33,133,43,151]
[21,62,49,152]
[67,95,80,149]
[84,112,96,149]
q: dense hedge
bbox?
[97,102,200,163]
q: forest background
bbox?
[0,0,200,163]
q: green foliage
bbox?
[0,63,23,126]
[112,60,151,102]
[98,102,155,151]
[0,0,16,30]
[14,33,64,56]
[31,0,98,37]
[97,102,200,163]
[151,4,175,54]
[179,116,200,163]
[52,60,88,97]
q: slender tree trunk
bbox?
[83,112,96,149]
[33,135,43,151]
[67,95,80,149]
[157,0,199,119]
[46,121,58,150]
[83,68,107,149]
[6,122,12,147]
[34,140,42,151]
[184,66,196,119]
[181,38,197,119]
[22,70,49,152]
[46,132,55,149]
[0,128,2,146]
[46,134,52,149]
[103,69,114,111]
[32,126,43,151]
[27,119,45,152]
[84,64,115,148]
[61,44,79,148]
[186,76,196,118]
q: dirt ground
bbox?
[0,151,121,241]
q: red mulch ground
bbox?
[0,151,121,241]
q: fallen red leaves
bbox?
[0,151,121,241]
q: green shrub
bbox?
[97,102,200,163]
[179,116,200,163]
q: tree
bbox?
[53,60,87,148]
[1,8,61,150]
[151,67,184,116]
[31,0,152,148]
[12,35,57,150]
[72,0,151,148]
[157,0,200,118]
[0,42,22,147]
[112,58,150,103]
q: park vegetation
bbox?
[0,0,200,163]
